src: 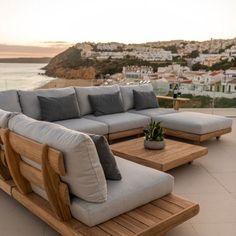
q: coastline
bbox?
[39,78,95,89]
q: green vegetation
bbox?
[172,56,187,66]
[192,58,236,71]
[192,62,209,71]
[186,50,199,58]
[162,45,178,53]
[158,94,236,108]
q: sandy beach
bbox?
[39,78,97,89]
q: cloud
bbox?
[40,41,73,47]
[0,43,71,58]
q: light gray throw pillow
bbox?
[88,134,122,180]
[88,92,124,116]
[38,93,80,122]
[133,90,159,110]
[0,109,19,128]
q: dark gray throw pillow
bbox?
[38,93,80,122]
[88,92,124,116]
[88,134,122,180]
[133,90,159,110]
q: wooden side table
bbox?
[157,96,190,110]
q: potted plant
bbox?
[144,120,165,150]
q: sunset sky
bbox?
[0,0,236,58]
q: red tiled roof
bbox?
[229,79,236,84]
[209,71,221,76]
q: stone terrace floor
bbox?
[0,113,235,235]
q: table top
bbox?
[111,138,208,171]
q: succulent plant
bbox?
[144,120,164,142]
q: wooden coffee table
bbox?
[111,138,208,171]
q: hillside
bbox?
[44,46,173,79]
[44,38,236,80]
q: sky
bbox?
[0,0,236,58]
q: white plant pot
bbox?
[144,139,165,150]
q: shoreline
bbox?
[39,78,95,89]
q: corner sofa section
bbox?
[1,109,174,227]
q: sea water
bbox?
[0,63,55,91]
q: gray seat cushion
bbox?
[0,90,22,112]
[8,114,107,203]
[18,87,79,120]
[70,156,174,226]
[119,84,153,111]
[85,112,150,133]
[54,118,108,135]
[74,85,120,116]
[157,112,233,135]
[129,108,177,120]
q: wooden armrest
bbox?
[156,96,190,110]
[157,96,190,102]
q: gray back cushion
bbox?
[38,94,80,122]
[88,92,124,116]
[133,90,158,110]
[8,114,107,203]
[0,90,22,112]
[120,84,154,111]
[18,87,79,120]
[74,85,120,116]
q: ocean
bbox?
[0,63,55,91]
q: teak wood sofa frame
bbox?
[0,128,199,236]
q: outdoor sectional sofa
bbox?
[0,84,233,142]
[0,109,199,236]
[0,84,232,235]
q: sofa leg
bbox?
[216,136,221,140]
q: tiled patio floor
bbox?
[0,119,235,236]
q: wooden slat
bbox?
[9,132,65,176]
[164,127,232,142]
[113,214,148,233]
[11,189,83,236]
[0,178,15,195]
[99,220,134,236]
[42,144,71,221]
[151,199,184,214]
[109,128,143,141]
[139,204,172,220]
[127,209,160,226]
[162,194,194,208]
[68,220,111,236]
[19,160,44,189]
[199,127,232,142]
[8,186,199,236]
[0,149,11,180]
[2,129,32,194]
